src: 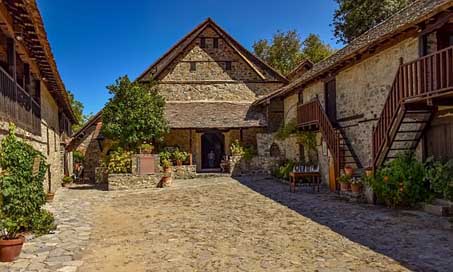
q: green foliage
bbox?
[424,158,453,201]
[333,0,411,43]
[301,34,335,63]
[0,216,20,240]
[161,159,172,169]
[101,76,169,150]
[62,176,73,184]
[337,175,351,184]
[230,140,245,156]
[273,160,295,180]
[172,148,189,163]
[242,146,257,162]
[73,150,84,164]
[253,30,334,75]
[159,150,172,164]
[275,120,317,163]
[31,210,56,237]
[275,121,298,140]
[370,152,430,208]
[102,148,132,174]
[0,124,49,238]
[68,90,93,132]
[140,143,154,154]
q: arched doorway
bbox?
[201,132,225,170]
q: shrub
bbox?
[73,150,84,164]
[159,150,172,164]
[424,158,453,201]
[102,148,132,174]
[62,176,73,184]
[370,152,430,208]
[0,125,48,234]
[230,140,244,156]
[273,160,295,180]
[31,210,56,237]
[172,148,189,163]
[336,174,351,184]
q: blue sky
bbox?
[37,0,341,115]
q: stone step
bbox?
[422,203,452,217]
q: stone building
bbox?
[69,18,287,180]
[255,0,453,191]
[0,1,76,193]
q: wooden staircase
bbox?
[297,98,363,190]
[373,45,453,168]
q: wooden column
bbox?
[189,129,193,165]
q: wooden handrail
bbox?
[297,98,341,181]
[373,45,453,167]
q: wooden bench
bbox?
[289,172,321,193]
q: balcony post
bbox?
[7,37,18,122]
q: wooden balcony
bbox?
[0,65,41,135]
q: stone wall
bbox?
[108,174,162,191]
[0,82,67,193]
[229,155,281,176]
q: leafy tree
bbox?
[333,0,412,44]
[301,34,335,64]
[253,30,334,75]
[101,76,169,150]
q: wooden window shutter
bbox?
[200,38,206,48]
[213,38,219,48]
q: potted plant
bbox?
[139,143,154,154]
[0,217,24,262]
[344,166,353,177]
[350,178,363,193]
[172,149,189,166]
[61,176,73,188]
[337,175,351,192]
[160,159,172,187]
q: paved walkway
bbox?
[1,177,452,271]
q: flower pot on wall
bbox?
[351,183,362,193]
[344,166,353,177]
[340,182,350,192]
[0,236,25,262]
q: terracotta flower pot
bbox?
[163,167,172,174]
[344,166,353,177]
[0,236,25,262]
[351,183,362,193]
[340,182,350,192]
[46,192,55,202]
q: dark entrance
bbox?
[325,79,337,125]
[201,132,225,170]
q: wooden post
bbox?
[189,129,193,165]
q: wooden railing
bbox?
[373,45,453,167]
[297,98,341,180]
[0,65,41,135]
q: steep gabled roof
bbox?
[286,59,314,81]
[136,18,288,83]
[254,0,453,105]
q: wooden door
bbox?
[325,79,337,125]
[426,115,453,160]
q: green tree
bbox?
[101,76,169,150]
[67,91,84,131]
[253,30,334,75]
[333,0,412,44]
[301,34,335,64]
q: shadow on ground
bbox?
[236,176,453,272]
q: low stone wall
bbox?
[230,155,281,176]
[173,165,197,179]
[108,174,163,191]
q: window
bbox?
[213,38,219,48]
[190,62,196,72]
[200,37,206,48]
[225,61,232,70]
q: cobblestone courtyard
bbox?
[2,177,452,271]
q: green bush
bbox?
[370,152,430,208]
[172,148,189,163]
[424,158,453,201]
[73,150,84,164]
[0,125,48,234]
[273,160,295,180]
[102,148,132,174]
[62,176,73,184]
[31,209,56,237]
[159,150,172,164]
[230,140,244,156]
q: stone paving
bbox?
[1,176,452,271]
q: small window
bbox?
[200,38,206,48]
[225,61,232,70]
[213,38,219,48]
[190,62,197,72]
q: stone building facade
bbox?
[69,18,287,180]
[0,1,76,193]
[255,0,453,189]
